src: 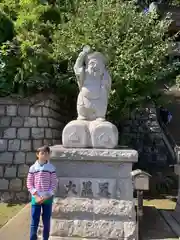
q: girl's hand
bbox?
[35,196,43,204]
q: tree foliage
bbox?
[0,0,179,120]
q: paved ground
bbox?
[0,203,178,240]
[0,204,30,240]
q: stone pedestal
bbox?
[43,146,138,240]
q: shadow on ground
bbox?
[142,206,177,240]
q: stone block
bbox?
[123,221,136,239]
[52,129,61,139]
[50,219,124,239]
[11,117,24,127]
[17,128,30,139]
[15,192,29,202]
[18,105,30,116]
[50,146,138,163]
[33,140,43,150]
[0,117,11,127]
[21,140,32,151]
[31,128,44,139]
[14,152,26,164]
[23,179,27,190]
[0,152,13,164]
[0,179,9,190]
[6,105,17,116]
[52,198,135,219]
[45,129,53,138]
[3,128,16,139]
[36,101,45,107]
[4,166,17,178]
[18,164,29,177]
[0,166,4,177]
[24,117,37,127]
[0,105,5,116]
[30,106,42,116]
[38,117,49,127]
[8,139,21,151]
[0,139,7,151]
[1,192,14,202]
[57,177,116,199]
[43,107,50,116]
[9,178,22,191]
[26,152,36,164]
[43,139,53,145]
[49,118,62,128]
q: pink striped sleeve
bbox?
[27,172,37,195]
[48,171,58,196]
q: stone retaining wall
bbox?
[0,93,73,202]
[121,107,174,170]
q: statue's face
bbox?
[86,58,104,77]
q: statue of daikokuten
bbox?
[62,46,118,149]
[74,45,111,121]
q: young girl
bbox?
[27,145,58,240]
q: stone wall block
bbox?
[3,128,16,139]
[38,117,49,127]
[45,128,53,139]
[11,117,24,127]
[0,152,13,164]
[14,152,26,164]
[8,139,21,151]
[0,179,9,190]
[24,117,37,127]
[33,140,43,150]
[30,106,42,117]
[52,129,61,139]
[9,178,22,191]
[43,139,53,145]
[6,105,17,116]
[18,164,29,178]
[17,128,30,139]
[0,105,5,116]
[0,139,7,151]
[16,192,29,202]
[0,116,11,127]
[4,166,17,178]
[26,152,36,164]
[31,128,44,139]
[0,165,4,177]
[1,192,14,202]
[42,107,50,117]
[48,118,62,128]
[18,105,30,116]
[21,140,32,151]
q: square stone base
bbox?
[46,146,138,240]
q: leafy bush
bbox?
[0,0,179,119]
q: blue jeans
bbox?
[30,203,52,240]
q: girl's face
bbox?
[37,151,50,162]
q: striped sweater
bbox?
[27,160,58,205]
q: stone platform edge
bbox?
[50,145,138,162]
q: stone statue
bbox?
[62,46,118,149]
[74,46,111,121]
